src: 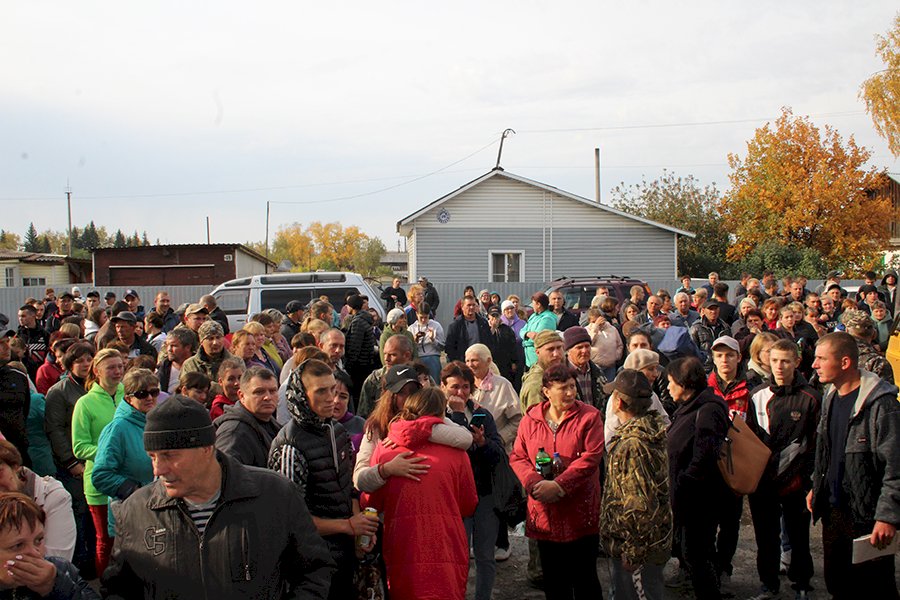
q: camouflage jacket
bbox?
[856,338,894,384]
[599,412,673,566]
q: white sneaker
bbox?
[780,550,791,575]
[494,546,511,562]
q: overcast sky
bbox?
[3,1,898,252]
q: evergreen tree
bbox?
[130,231,141,247]
[23,223,39,252]
[113,229,127,248]
[37,236,51,253]
[141,231,150,246]
[80,221,100,249]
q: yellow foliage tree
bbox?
[270,221,387,274]
[860,12,900,157]
[721,108,890,270]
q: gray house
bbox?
[397,169,693,283]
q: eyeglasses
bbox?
[132,388,161,400]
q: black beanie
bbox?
[144,395,216,451]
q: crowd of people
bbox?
[0,269,896,599]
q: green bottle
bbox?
[535,447,553,480]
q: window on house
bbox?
[490,251,523,283]
[4,268,14,287]
[22,277,46,287]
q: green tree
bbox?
[80,221,100,250]
[23,223,39,252]
[141,232,150,246]
[721,107,889,271]
[610,170,731,277]
[736,241,827,279]
[37,236,51,253]
[113,230,127,248]
[0,230,20,250]
[860,12,900,156]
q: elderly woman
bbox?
[91,368,156,540]
[510,363,605,599]
[666,357,730,600]
[600,370,672,600]
[520,293,558,369]
[71,348,125,577]
[241,321,281,377]
[380,308,417,364]
[261,309,292,363]
[361,388,477,600]
[230,330,259,366]
[464,344,521,453]
[586,309,622,381]
[0,441,75,561]
[500,300,526,340]
[408,302,444,383]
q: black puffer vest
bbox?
[268,370,353,521]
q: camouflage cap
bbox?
[534,329,562,349]
[840,309,873,333]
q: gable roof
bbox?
[397,168,695,238]
[0,249,67,264]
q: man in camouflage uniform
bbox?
[841,309,894,384]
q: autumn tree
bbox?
[266,222,390,275]
[0,230,20,250]
[860,12,900,156]
[721,108,889,272]
[610,171,731,276]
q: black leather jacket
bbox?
[102,452,335,600]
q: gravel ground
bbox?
[477,511,900,599]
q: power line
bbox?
[518,110,865,134]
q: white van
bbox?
[210,271,386,332]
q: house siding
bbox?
[415,227,675,282]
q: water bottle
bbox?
[535,447,553,480]
[552,452,565,477]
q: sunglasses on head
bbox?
[132,388,161,400]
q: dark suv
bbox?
[544,275,652,314]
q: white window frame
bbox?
[22,276,46,287]
[488,250,524,283]
[3,267,15,288]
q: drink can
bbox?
[358,507,379,548]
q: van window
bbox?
[260,289,317,313]
[214,290,250,315]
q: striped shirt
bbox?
[184,490,220,537]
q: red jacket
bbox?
[35,361,64,396]
[209,394,236,421]
[361,416,477,600]
[707,371,752,420]
[510,400,604,543]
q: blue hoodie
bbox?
[92,399,154,536]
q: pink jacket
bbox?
[510,400,604,542]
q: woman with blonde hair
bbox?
[748,332,779,382]
[71,348,124,577]
[241,321,281,377]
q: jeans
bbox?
[419,354,442,384]
[537,534,602,600]
[611,560,664,600]
[56,468,94,577]
[748,488,813,591]
[822,506,899,599]
[465,494,499,600]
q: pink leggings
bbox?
[88,504,113,577]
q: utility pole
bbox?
[206,217,210,244]
[66,182,73,256]
[594,147,601,203]
[264,201,270,274]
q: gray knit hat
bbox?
[144,395,216,451]
[198,320,224,341]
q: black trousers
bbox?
[537,534,602,600]
[681,515,721,600]
[748,487,813,591]
[715,493,742,577]
[821,506,899,599]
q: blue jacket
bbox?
[92,400,154,536]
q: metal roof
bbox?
[91,243,275,266]
[397,169,695,238]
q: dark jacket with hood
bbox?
[666,386,730,522]
[880,270,898,311]
[689,317,729,372]
[747,373,821,494]
[214,402,282,468]
[810,371,900,531]
[423,282,440,312]
[448,399,505,497]
[268,369,355,566]
[102,452,335,600]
